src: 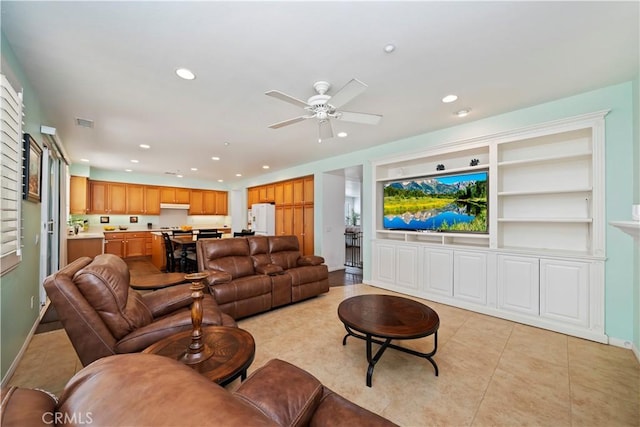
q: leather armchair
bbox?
[1,354,397,426]
[43,254,236,366]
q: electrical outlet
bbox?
[30,296,34,309]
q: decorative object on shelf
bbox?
[100,216,110,223]
[470,158,479,166]
[436,164,445,171]
[180,272,214,365]
[23,134,42,203]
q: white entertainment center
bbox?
[370,111,608,343]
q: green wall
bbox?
[1,33,46,380]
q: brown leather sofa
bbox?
[1,354,397,426]
[197,235,329,319]
[43,254,236,366]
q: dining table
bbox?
[170,234,198,273]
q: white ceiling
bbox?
[2,1,638,185]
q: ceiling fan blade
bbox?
[265,90,310,108]
[336,110,382,125]
[318,120,334,141]
[268,116,309,129]
[329,78,368,108]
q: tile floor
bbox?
[8,284,639,426]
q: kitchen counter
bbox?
[67,232,104,240]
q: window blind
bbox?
[1,74,23,275]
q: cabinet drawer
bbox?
[104,233,124,240]
[127,232,148,239]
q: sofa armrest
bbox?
[1,386,57,427]
[234,359,323,427]
[256,264,284,276]
[311,389,398,427]
[142,283,193,318]
[204,270,233,287]
[298,255,325,266]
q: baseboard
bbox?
[0,313,41,388]
[605,336,640,364]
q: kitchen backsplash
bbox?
[76,214,231,230]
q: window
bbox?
[1,74,23,274]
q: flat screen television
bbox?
[382,170,488,233]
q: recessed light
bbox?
[337,132,348,138]
[130,159,139,163]
[383,43,396,53]
[175,68,195,80]
[176,174,183,178]
[211,156,220,161]
[80,158,89,162]
[217,179,224,183]
[190,167,198,171]
[125,169,132,172]
[455,109,471,118]
[139,144,150,149]
[224,142,230,147]
[262,165,270,169]
[442,95,458,103]
[318,138,322,143]
[235,173,242,177]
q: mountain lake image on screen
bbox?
[383,170,488,233]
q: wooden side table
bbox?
[143,326,255,386]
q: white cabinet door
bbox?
[422,247,453,297]
[396,244,419,290]
[374,242,396,285]
[497,255,539,315]
[453,251,487,305]
[540,259,589,327]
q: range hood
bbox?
[160,203,190,210]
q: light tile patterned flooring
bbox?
[8,284,639,426]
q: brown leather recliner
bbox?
[262,235,329,302]
[1,354,398,426]
[43,254,236,366]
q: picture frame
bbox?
[129,216,138,223]
[100,216,110,224]
[23,134,42,203]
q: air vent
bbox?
[75,117,94,128]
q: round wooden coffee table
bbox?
[338,294,439,387]
[143,326,255,386]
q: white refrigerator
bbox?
[251,203,275,235]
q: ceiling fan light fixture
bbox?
[442,94,458,103]
[175,68,195,80]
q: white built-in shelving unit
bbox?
[370,111,608,343]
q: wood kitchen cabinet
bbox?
[251,175,314,255]
[67,237,103,264]
[160,187,190,204]
[104,233,125,257]
[215,191,228,215]
[69,176,89,214]
[127,185,160,215]
[90,181,127,214]
[104,232,149,258]
[150,233,166,271]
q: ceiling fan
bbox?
[265,78,382,142]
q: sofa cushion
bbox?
[268,236,302,270]
[248,235,272,268]
[73,254,153,340]
[235,359,324,427]
[0,387,57,427]
[198,238,256,279]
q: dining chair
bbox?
[198,231,222,239]
[162,232,196,272]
